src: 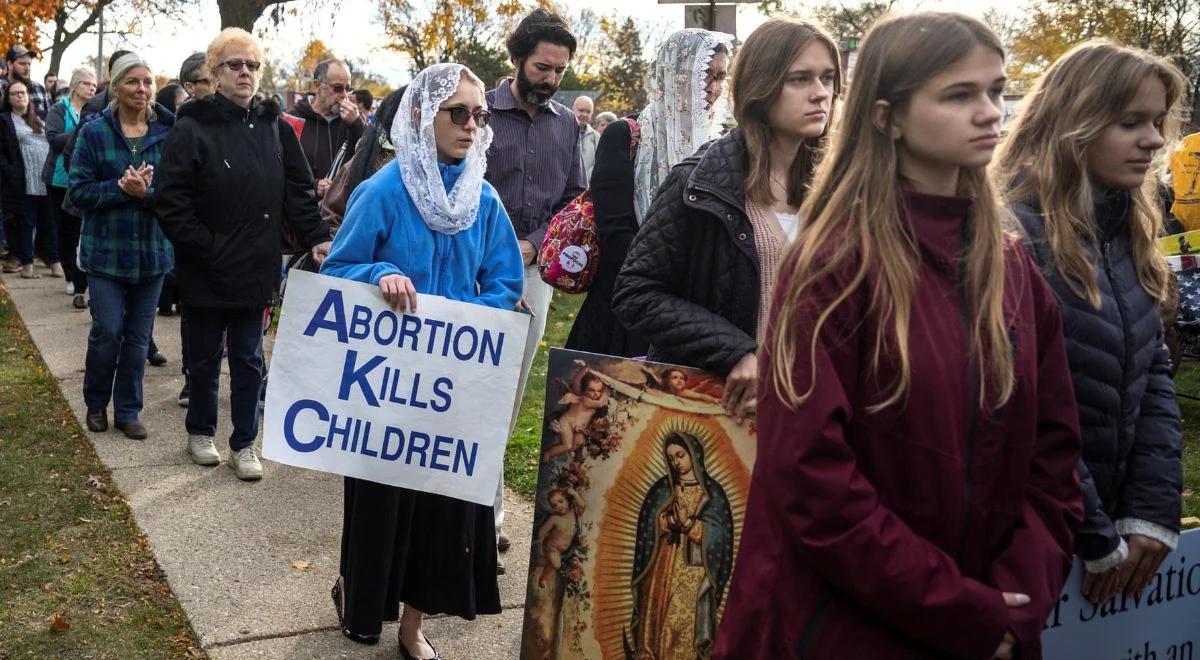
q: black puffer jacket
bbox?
[612,129,759,376]
[154,93,329,308]
[0,113,25,211]
[1015,191,1182,565]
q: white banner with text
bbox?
[263,270,530,506]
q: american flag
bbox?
[1178,269,1200,326]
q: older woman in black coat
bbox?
[155,27,330,481]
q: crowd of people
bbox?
[0,5,1193,659]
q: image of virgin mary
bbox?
[623,431,734,659]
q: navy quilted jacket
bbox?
[1014,190,1182,563]
[611,129,760,376]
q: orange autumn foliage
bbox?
[0,0,58,53]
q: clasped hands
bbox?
[117,164,154,199]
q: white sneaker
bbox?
[65,282,75,295]
[231,448,263,481]
[187,435,221,466]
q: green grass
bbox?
[0,286,201,658]
[1171,362,1200,520]
[504,292,585,499]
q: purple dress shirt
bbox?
[484,79,587,247]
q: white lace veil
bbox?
[633,29,734,224]
[392,63,493,235]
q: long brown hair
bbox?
[4,81,44,133]
[768,12,1014,412]
[995,40,1184,308]
[731,17,841,207]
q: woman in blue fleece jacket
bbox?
[320,63,522,660]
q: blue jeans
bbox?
[15,194,57,265]
[83,274,164,422]
[185,306,263,451]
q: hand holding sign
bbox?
[379,274,418,312]
[723,352,757,424]
[1124,534,1170,596]
[1082,562,1128,605]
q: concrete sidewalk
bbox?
[2,269,533,659]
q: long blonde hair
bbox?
[768,12,1014,412]
[995,40,1185,308]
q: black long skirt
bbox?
[338,476,501,637]
[565,257,648,358]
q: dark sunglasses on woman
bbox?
[439,107,491,128]
[221,59,261,72]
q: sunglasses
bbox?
[189,77,211,86]
[221,59,261,72]
[439,107,491,128]
[324,82,351,94]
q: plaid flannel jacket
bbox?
[68,106,174,284]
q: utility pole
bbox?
[96,7,104,79]
[668,0,752,37]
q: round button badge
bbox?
[558,245,589,274]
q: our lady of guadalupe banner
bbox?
[519,349,756,659]
[262,270,530,506]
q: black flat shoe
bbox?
[331,578,379,645]
[148,352,168,367]
[72,294,87,310]
[399,633,441,660]
[85,409,108,432]
[114,420,148,440]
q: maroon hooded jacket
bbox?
[714,192,1084,660]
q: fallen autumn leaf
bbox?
[49,612,70,632]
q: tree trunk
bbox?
[46,11,67,76]
[42,1,108,77]
[218,0,297,30]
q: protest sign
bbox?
[1043,528,1200,660]
[518,349,756,659]
[1171,132,1200,231]
[262,270,529,506]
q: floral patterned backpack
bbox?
[538,117,640,294]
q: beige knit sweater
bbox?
[745,200,794,344]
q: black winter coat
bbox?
[612,129,759,376]
[0,113,26,210]
[1015,191,1183,563]
[154,93,329,308]
[287,97,364,182]
[565,115,648,357]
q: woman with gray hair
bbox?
[44,67,97,307]
[68,53,174,440]
[594,110,617,134]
